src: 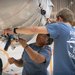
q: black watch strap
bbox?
[13,28,18,34]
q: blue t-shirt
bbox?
[46,22,75,75]
[22,43,51,75]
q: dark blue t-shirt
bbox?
[22,43,51,75]
[46,22,75,75]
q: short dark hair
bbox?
[47,34,53,45]
[56,8,74,25]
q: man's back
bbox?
[46,22,75,75]
[53,23,75,75]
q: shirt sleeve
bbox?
[45,23,60,39]
[40,46,51,64]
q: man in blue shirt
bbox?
[3,8,75,75]
[8,34,53,75]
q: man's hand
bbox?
[46,18,51,23]
[3,28,14,36]
[19,38,28,48]
[46,18,56,23]
[8,57,15,64]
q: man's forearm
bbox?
[15,26,48,35]
[24,46,46,64]
[14,59,23,67]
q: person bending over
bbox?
[8,34,53,75]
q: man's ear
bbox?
[57,16,63,22]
